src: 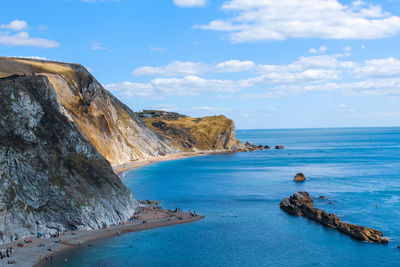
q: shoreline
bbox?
[114,150,237,175]
[1,150,236,266]
[0,207,203,267]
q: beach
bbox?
[0,207,203,267]
[114,150,238,175]
[0,150,222,267]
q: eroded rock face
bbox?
[280,192,388,244]
[0,75,137,244]
[143,113,245,151]
[0,58,180,166]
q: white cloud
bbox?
[133,59,256,76]
[91,41,106,50]
[133,61,210,76]
[190,106,232,112]
[353,57,400,78]
[111,54,400,99]
[257,55,357,73]
[105,82,153,97]
[309,45,327,54]
[1,20,28,31]
[195,0,400,42]
[0,20,58,48]
[154,103,181,111]
[0,31,59,48]
[106,75,249,97]
[173,0,206,7]
[149,44,168,53]
[151,75,247,95]
[215,60,255,72]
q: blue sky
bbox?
[1,0,400,129]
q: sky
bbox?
[1,0,400,129]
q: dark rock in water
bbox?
[264,145,270,149]
[318,196,326,199]
[245,142,254,147]
[294,173,306,182]
[244,142,264,151]
[280,192,388,244]
[328,202,333,205]
[275,145,284,149]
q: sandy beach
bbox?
[0,207,203,267]
[114,150,235,175]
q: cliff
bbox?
[0,57,244,244]
[0,57,179,166]
[139,110,244,151]
[0,74,136,244]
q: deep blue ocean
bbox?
[52,128,400,266]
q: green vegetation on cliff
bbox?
[142,112,243,151]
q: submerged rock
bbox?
[294,173,306,182]
[280,192,388,244]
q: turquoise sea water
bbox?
[50,128,400,266]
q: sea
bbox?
[47,127,400,266]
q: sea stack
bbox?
[280,192,388,244]
[294,173,306,182]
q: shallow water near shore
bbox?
[46,127,400,266]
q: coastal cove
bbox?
[44,127,400,266]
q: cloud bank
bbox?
[195,0,400,42]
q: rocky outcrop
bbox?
[294,173,306,182]
[275,145,284,149]
[0,58,179,166]
[0,74,137,244]
[243,142,268,151]
[280,192,388,244]
[142,112,244,151]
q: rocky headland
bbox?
[0,57,245,246]
[139,110,244,151]
[280,192,388,244]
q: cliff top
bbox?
[0,57,83,78]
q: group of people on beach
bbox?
[0,229,67,265]
[0,247,16,264]
[189,211,198,217]
[0,247,14,259]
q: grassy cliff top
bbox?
[142,114,239,151]
[0,57,90,89]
